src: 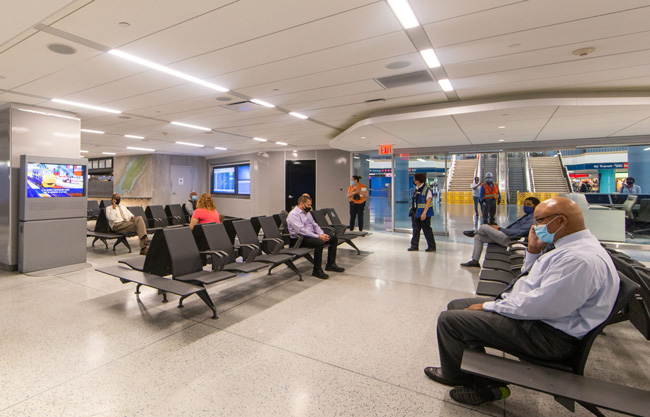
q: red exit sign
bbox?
[379,144,393,155]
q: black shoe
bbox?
[460,260,481,268]
[424,367,470,387]
[407,247,419,251]
[425,247,436,252]
[139,247,148,256]
[463,230,476,238]
[325,263,345,273]
[449,385,510,405]
[312,269,329,279]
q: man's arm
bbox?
[421,196,432,220]
[286,212,319,238]
[479,186,485,200]
[105,207,119,224]
[502,214,534,237]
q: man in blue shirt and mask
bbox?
[424,197,620,406]
[460,197,540,268]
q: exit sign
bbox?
[379,144,393,155]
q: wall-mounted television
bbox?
[211,163,250,196]
[26,163,86,198]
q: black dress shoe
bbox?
[407,247,419,251]
[425,247,436,252]
[463,230,476,238]
[312,269,329,279]
[325,263,345,272]
[424,367,470,387]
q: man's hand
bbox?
[465,303,484,311]
[490,225,500,230]
[527,226,546,254]
[111,198,117,209]
[420,213,426,221]
[319,234,330,242]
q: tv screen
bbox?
[26,163,86,198]
[237,164,251,195]
[213,166,235,194]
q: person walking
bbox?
[346,175,368,231]
[408,173,436,252]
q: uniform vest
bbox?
[482,182,499,200]
[413,184,434,218]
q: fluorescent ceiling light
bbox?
[214,146,227,150]
[417,158,426,162]
[80,150,89,153]
[81,129,104,134]
[438,79,454,92]
[124,134,144,139]
[420,49,440,68]
[52,99,121,114]
[127,146,155,152]
[353,156,360,159]
[253,137,268,142]
[17,108,79,120]
[387,0,420,29]
[108,49,229,92]
[366,159,373,162]
[102,152,116,155]
[175,141,204,148]
[644,147,650,151]
[498,139,505,142]
[289,112,308,120]
[498,126,506,129]
[170,121,211,131]
[276,141,288,146]
[250,99,275,108]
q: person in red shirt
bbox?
[189,193,220,230]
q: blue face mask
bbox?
[523,205,534,214]
[350,181,354,185]
[485,179,492,183]
[534,216,563,243]
[191,195,197,201]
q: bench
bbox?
[87,208,133,252]
[96,264,217,319]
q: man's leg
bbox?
[410,217,422,249]
[473,197,479,216]
[326,235,338,265]
[132,217,149,248]
[470,225,508,261]
[422,217,436,250]
[297,237,325,272]
[488,200,497,224]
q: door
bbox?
[285,160,316,212]
[170,165,194,204]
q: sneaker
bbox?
[139,247,148,256]
[449,385,510,405]
[463,230,476,238]
[312,269,329,279]
[460,260,481,268]
[325,263,345,273]
[407,247,419,251]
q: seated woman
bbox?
[189,193,220,230]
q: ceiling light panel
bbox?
[386,0,420,29]
[52,99,121,114]
[419,49,441,68]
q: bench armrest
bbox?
[292,234,305,249]
[262,238,283,255]
[239,243,261,262]
[201,250,228,271]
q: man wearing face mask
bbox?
[286,195,345,279]
[408,173,436,252]
[346,175,368,231]
[479,172,501,225]
[460,197,540,268]
[424,197,619,406]
[184,191,198,216]
[620,177,641,194]
[105,193,150,255]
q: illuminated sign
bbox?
[379,145,393,155]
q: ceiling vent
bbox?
[375,70,433,89]
[222,100,263,112]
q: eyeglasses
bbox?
[533,214,562,226]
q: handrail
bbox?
[503,152,509,205]
[523,152,532,192]
[527,153,536,192]
[445,154,456,192]
[556,152,573,192]
[476,154,482,179]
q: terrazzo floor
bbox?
[0,222,649,416]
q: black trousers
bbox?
[349,201,366,231]
[294,236,338,270]
[436,297,580,384]
[410,216,436,249]
[482,199,497,224]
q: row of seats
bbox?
[87,200,191,227]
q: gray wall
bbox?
[206,149,351,220]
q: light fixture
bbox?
[81,129,105,134]
[170,121,211,131]
[366,159,373,162]
[124,134,145,139]
[253,137,268,142]
[498,126,506,129]
[80,150,89,153]
[289,112,308,120]
[214,146,228,150]
[498,139,505,142]
[417,158,426,162]
[353,156,360,159]
[386,0,420,29]
[102,152,116,155]
[276,142,288,146]
[52,99,121,114]
[16,108,79,120]
[644,147,650,151]
[175,141,204,148]
[420,49,441,68]
[251,99,275,108]
[438,79,454,92]
[108,49,229,92]
[127,146,155,152]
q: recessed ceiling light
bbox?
[420,49,441,68]
[385,61,411,70]
[127,146,155,152]
[80,150,89,153]
[289,112,308,120]
[572,47,596,57]
[108,49,229,92]
[47,43,77,55]
[361,136,366,139]
[386,0,420,29]
[124,134,144,139]
[170,121,211,131]
[53,99,121,114]
[81,129,105,134]
[498,126,506,129]
[353,156,360,159]
[250,99,275,108]
[498,139,505,142]
[438,79,454,92]
[102,152,116,155]
[175,141,204,148]
[276,142,288,146]
[118,22,131,28]
[214,146,227,150]
[253,137,268,142]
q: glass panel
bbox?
[365,152,392,232]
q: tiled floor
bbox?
[1,224,649,416]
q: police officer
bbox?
[408,173,436,252]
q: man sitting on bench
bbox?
[460,197,540,268]
[425,197,620,405]
[106,193,150,255]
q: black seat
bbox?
[145,205,169,228]
[99,199,113,209]
[165,204,186,225]
[311,209,361,255]
[222,218,242,245]
[88,207,134,252]
[127,206,160,234]
[233,219,303,280]
[250,215,265,235]
[323,207,368,237]
[258,216,314,264]
[87,200,100,219]
[192,223,267,274]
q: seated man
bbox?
[105,193,150,255]
[184,190,198,217]
[286,195,345,279]
[460,197,540,268]
[425,197,619,405]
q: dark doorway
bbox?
[285,160,316,212]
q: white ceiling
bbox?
[1,0,650,159]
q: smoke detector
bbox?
[572,47,596,57]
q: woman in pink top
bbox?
[189,193,220,229]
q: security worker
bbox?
[408,173,436,252]
[480,172,501,225]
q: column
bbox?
[598,169,615,193]
[627,146,650,193]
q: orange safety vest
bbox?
[482,183,499,200]
[348,183,367,204]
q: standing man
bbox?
[286,195,345,279]
[408,173,436,252]
[346,175,368,232]
[620,177,641,194]
[105,193,150,255]
[470,176,481,217]
[480,172,500,225]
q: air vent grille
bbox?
[375,70,433,89]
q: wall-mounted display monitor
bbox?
[26,163,86,198]
[211,163,250,196]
